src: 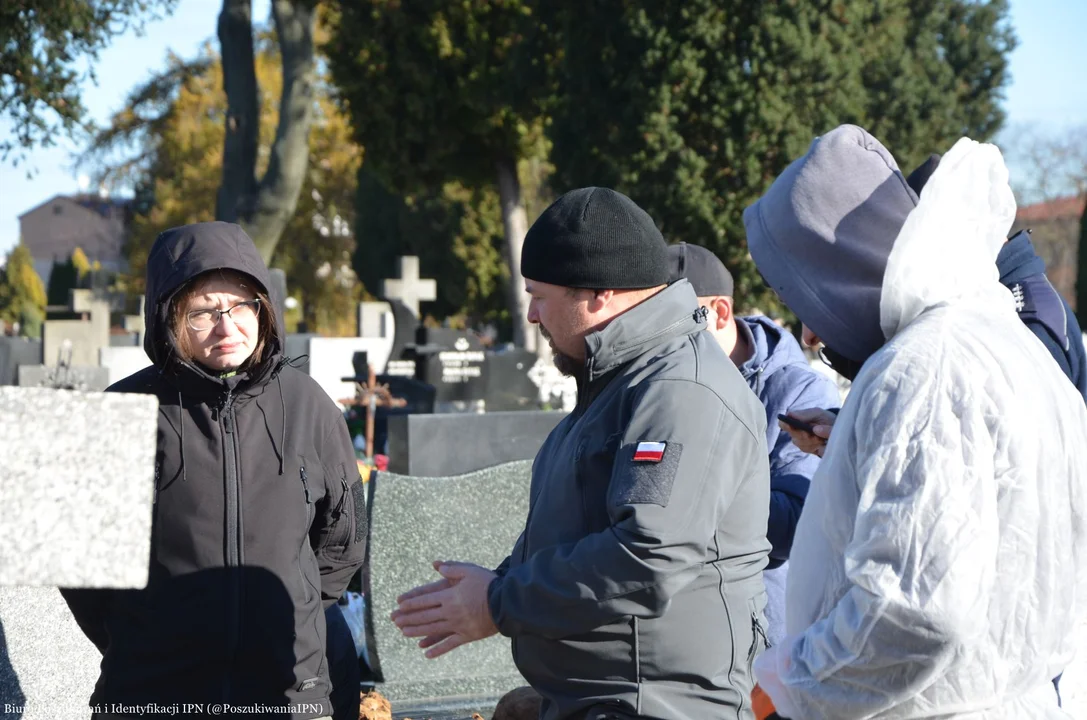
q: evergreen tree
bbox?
[541,0,1016,314]
[46,253,79,307]
[325,0,548,346]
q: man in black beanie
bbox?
[393,187,773,720]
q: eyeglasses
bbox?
[187,299,260,331]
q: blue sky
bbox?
[1,0,1084,261]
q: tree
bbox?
[353,169,512,332]
[0,0,176,165]
[70,247,91,283]
[1001,124,1087,205]
[539,0,1016,314]
[83,30,363,335]
[1001,124,1087,307]
[0,244,47,337]
[215,0,318,265]
[860,0,1016,173]
[325,0,547,348]
[46,251,83,307]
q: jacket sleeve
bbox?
[59,588,112,653]
[755,364,996,719]
[488,378,765,640]
[766,370,842,565]
[312,411,368,608]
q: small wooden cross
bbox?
[340,364,407,461]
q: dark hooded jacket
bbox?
[61,222,366,719]
[997,232,1087,403]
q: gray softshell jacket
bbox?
[488,280,772,720]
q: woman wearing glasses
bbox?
[61,221,366,720]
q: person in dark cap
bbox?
[669,242,840,648]
[392,187,773,720]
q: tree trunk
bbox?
[496,154,536,351]
[215,0,259,223]
[1077,197,1087,327]
[216,0,317,265]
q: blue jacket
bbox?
[997,231,1087,405]
[737,316,841,566]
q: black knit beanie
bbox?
[520,187,671,289]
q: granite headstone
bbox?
[16,364,110,392]
[386,411,565,477]
[0,386,158,720]
[482,348,543,412]
[0,337,42,386]
[0,387,158,586]
[365,461,532,717]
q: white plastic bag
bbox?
[340,591,371,667]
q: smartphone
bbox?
[778,413,817,434]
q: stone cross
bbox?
[382,256,436,319]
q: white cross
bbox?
[382,256,437,318]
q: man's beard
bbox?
[539,325,581,377]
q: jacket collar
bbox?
[580,280,705,392]
[997,230,1045,284]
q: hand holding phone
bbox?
[777,413,817,434]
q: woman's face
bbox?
[182,276,260,371]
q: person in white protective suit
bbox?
[742,124,1087,719]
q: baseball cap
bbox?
[667,242,734,297]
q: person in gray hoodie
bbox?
[743,125,1087,718]
[392,188,772,720]
[668,242,840,647]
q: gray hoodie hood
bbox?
[743,125,918,364]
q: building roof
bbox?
[17,193,133,221]
[1016,195,1086,223]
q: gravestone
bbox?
[483,348,542,412]
[308,336,394,408]
[0,388,158,587]
[99,346,152,386]
[365,461,531,717]
[283,333,319,376]
[107,331,140,347]
[0,337,42,386]
[43,289,110,369]
[526,359,578,412]
[386,411,565,477]
[412,328,488,412]
[0,386,158,720]
[17,360,110,392]
[386,298,421,365]
[358,301,393,340]
[382,256,436,319]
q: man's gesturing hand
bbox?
[391,560,499,659]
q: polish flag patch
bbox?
[633,441,667,463]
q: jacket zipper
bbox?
[521,414,585,563]
[299,465,314,602]
[300,465,312,503]
[221,388,240,705]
